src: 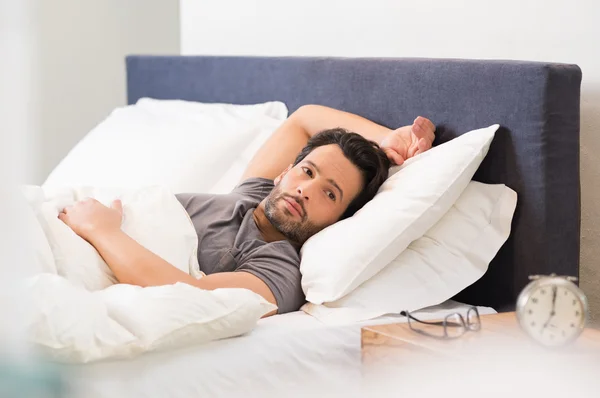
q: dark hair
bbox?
[293,128,390,220]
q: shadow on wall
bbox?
[579,86,600,328]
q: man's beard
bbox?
[264,185,322,245]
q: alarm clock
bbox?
[516,274,588,347]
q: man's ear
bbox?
[274,164,293,185]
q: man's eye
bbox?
[303,167,313,177]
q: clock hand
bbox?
[541,286,558,333]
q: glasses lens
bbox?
[444,313,466,338]
[407,315,448,338]
[467,308,481,331]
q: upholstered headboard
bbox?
[126,55,582,312]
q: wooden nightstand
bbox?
[360,312,600,397]
[362,311,600,368]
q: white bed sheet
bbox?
[62,300,496,398]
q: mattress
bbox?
[62,300,495,398]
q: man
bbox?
[58,105,436,316]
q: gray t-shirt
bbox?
[175,178,305,314]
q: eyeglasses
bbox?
[400,307,481,340]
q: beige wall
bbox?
[181,0,600,324]
[32,0,181,184]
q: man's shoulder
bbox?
[176,177,273,209]
[232,177,275,202]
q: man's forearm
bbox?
[89,229,199,287]
[241,104,393,181]
[290,104,392,143]
[87,229,277,313]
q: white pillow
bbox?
[43,99,288,194]
[28,274,276,363]
[134,97,288,121]
[302,181,517,324]
[300,124,499,304]
[208,120,277,193]
[22,184,202,291]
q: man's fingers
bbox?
[411,119,426,139]
[418,137,430,151]
[414,116,435,132]
[58,212,66,222]
[413,116,436,142]
[111,199,123,214]
[415,138,430,155]
[383,148,404,166]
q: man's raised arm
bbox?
[240,105,393,182]
[241,105,435,181]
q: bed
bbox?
[62,56,581,397]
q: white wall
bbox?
[0,0,40,359]
[181,0,600,324]
[32,0,180,184]
[1,0,39,185]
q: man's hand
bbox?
[58,198,123,242]
[380,116,436,166]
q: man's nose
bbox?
[296,182,313,201]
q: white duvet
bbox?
[17,185,275,363]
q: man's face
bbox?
[264,144,364,245]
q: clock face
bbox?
[519,283,586,346]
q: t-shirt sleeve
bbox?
[236,243,305,314]
[232,177,275,203]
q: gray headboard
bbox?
[126,55,581,312]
